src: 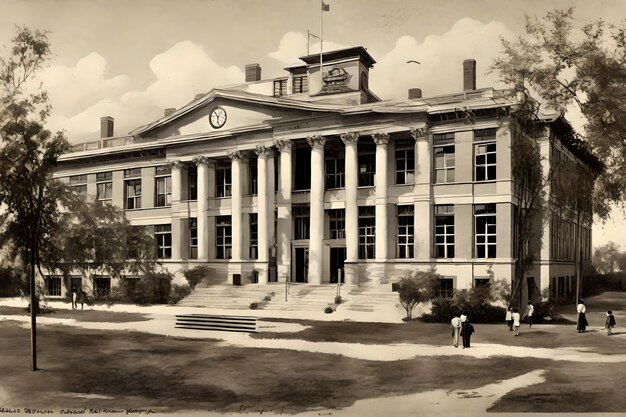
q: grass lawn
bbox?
[0,305,150,323]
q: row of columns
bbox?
[167,127,430,285]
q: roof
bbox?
[299,46,376,68]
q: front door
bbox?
[294,247,309,283]
[330,247,346,284]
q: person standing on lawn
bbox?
[505,307,513,331]
[78,290,87,310]
[524,301,534,327]
[450,310,462,348]
[512,308,521,336]
[460,312,474,349]
[70,286,77,310]
[605,310,616,335]
[577,299,588,333]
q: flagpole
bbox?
[320,0,324,90]
[307,30,310,55]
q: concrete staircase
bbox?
[340,285,401,314]
[175,314,257,333]
[261,284,338,312]
[177,284,276,309]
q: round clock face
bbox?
[209,107,227,129]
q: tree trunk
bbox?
[29,240,38,371]
[575,209,582,303]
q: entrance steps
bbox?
[175,314,257,333]
[176,284,276,309]
[339,285,402,314]
[261,285,339,312]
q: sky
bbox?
[1,0,625,249]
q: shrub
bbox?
[169,284,192,304]
[334,295,342,304]
[324,306,334,314]
[397,268,440,319]
[263,295,272,302]
[129,271,173,305]
[183,265,210,290]
[249,302,259,309]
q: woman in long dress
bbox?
[577,298,588,333]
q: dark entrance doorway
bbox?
[330,247,346,284]
[294,247,309,283]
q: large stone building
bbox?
[51,46,595,301]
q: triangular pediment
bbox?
[131,89,343,140]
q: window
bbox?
[124,168,141,178]
[294,147,311,191]
[155,224,172,259]
[188,166,198,200]
[434,145,455,183]
[70,174,88,198]
[294,206,310,240]
[474,128,496,141]
[397,205,414,258]
[96,171,112,204]
[475,204,496,258]
[433,132,455,142]
[358,206,375,259]
[325,158,345,189]
[216,216,232,259]
[216,161,232,197]
[474,142,496,181]
[328,209,345,239]
[69,174,88,184]
[474,277,491,288]
[358,153,375,187]
[395,140,415,185]
[189,218,198,259]
[292,75,308,94]
[435,205,455,258]
[273,79,287,97]
[125,179,142,209]
[94,277,111,298]
[249,158,258,195]
[70,277,82,292]
[438,277,454,298]
[45,276,62,296]
[249,213,258,259]
[126,226,141,259]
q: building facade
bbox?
[52,47,594,301]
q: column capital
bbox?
[373,132,390,145]
[192,155,211,166]
[340,131,360,145]
[167,160,184,170]
[227,150,243,161]
[273,138,293,151]
[306,135,326,148]
[410,126,429,140]
[255,145,270,158]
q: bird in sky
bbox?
[406,60,421,64]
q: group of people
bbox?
[70,286,87,310]
[576,298,617,335]
[505,301,534,336]
[449,298,618,348]
[450,310,475,349]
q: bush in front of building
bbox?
[334,295,342,304]
[129,271,173,305]
[183,266,210,290]
[397,268,440,320]
[324,306,334,314]
[169,284,192,304]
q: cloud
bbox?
[45,41,244,142]
[370,18,514,100]
[268,31,349,66]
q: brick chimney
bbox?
[245,63,262,82]
[408,88,422,99]
[164,108,176,117]
[463,59,476,91]
[100,116,114,138]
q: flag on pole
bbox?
[322,1,330,11]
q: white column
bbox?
[274,139,293,282]
[307,135,326,285]
[169,160,183,260]
[411,127,431,260]
[374,133,390,260]
[341,132,359,263]
[193,156,210,260]
[255,145,270,284]
[228,150,243,261]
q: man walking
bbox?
[525,301,534,327]
[450,310,461,348]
